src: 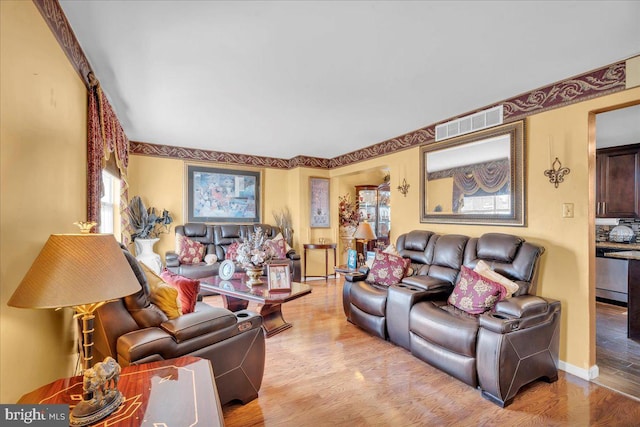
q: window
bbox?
[460,194,511,215]
[100,170,120,236]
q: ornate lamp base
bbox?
[70,389,123,426]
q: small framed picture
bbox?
[267,263,291,292]
[366,251,376,268]
[347,249,358,269]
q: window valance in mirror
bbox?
[420,121,525,226]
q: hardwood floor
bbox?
[205,279,640,426]
[595,301,640,398]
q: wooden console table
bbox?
[303,243,337,281]
[18,356,224,426]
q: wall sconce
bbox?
[544,157,570,188]
[397,178,410,197]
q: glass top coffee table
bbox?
[200,275,312,337]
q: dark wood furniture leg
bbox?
[304,247,308,282]
[220,295,249,312]
[258,303,292,337]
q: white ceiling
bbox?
[58,1,640,160]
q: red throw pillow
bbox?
[366,251,411,287]
[448,265,507,315]
[225,241,240,261]
[160,269,200,314]
[177,234,205,265]
[265,237,287,258]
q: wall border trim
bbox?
[35,0,627,169]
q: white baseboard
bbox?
[558,360,599,380]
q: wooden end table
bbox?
[18,356,224,427]
[200,275,312,337]
[303,243,337,281]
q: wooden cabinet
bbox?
[596,144,640,218]
[355,183,391,251]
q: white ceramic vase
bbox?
[134,237,162,274]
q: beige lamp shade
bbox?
[8,234,140,309]
[353,221,377,241]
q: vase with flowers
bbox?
[236,227,276,286]
[338,194,359,237]
[127,195,173,274]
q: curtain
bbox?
[427,158,509,213]
[87,73,130,243]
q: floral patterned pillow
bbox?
[265,237,287,259]
[448,265,507,315]
[225,241,240,261]
[366,251,410,287]
[177,234,205,265]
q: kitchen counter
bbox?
[596,241,640,251]
[605,251,640,261]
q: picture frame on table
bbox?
[267,263,291,292]
[309,177,330,228]
[365,251,376,268]
[186,164,262,223]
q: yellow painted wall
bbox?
[126,156,390,277]
[126,157,305,263]
[330,86,640,372]
[426,177,454,213]
[1,1,88,403]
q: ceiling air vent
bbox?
[435,105,504,141]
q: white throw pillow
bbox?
[383,244,401,256]
[474,260,520,298]
[204,254,217,265]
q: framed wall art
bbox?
[186,164,261,223]
[267,263,291,292]
[309,177,330,228]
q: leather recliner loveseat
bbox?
[165,223,302,282]
[342,230,560,407]
[93,247,266,406]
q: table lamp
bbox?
[8,225,141,426]
[353,221,377,264]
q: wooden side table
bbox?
[303,243,337,281]
[18,356,224,427]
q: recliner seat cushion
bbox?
[410,301,479,358]
[350,282,387,316]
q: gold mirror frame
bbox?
[420,120,525,226]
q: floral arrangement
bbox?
[338,194,359,228]
[236,227,276,268]
[127,195,173,240]
[272,206,294,246]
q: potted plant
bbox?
[273,206,294,247]
[127,196,173,273]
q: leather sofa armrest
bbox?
[344,269,368,282]
[479,296,560,334]
[286,251,301,261]
[160,306,237,343]
[117,328,175,365]
[165,251,180,267]
[494,295,553,318]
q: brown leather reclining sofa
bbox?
[166,223,302,282]
[93,247,266,406]
[342,230,560,407]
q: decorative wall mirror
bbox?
[420,121,525,226]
